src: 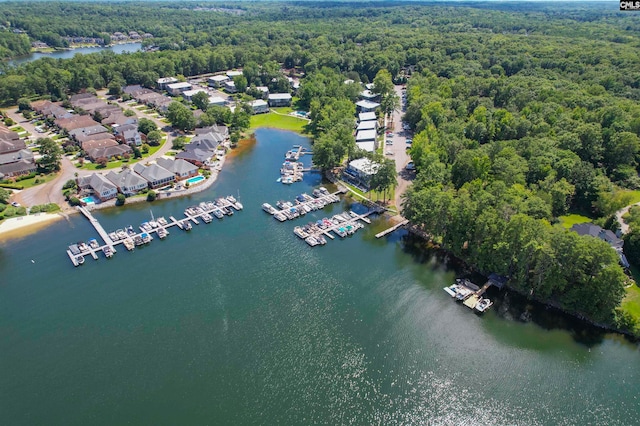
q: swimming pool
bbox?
[186,175,205,184]
[81,196,98,205]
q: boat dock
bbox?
[375,218,409,238]
[264,187,347,222]
[68,196,242,266]
[285,145,311,161]
[293,210,377,247]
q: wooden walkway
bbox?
[70,197,241,266]
[375,218,409,238]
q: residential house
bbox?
[196,125,229,140]
[355,100,380,113]
[208,75,230,88]
[113,123,138,136]
[123,85,147,97]
[156,157,199,180]
[189,131,224,149]
[0,136,36,177]
[344,158,380,189]
[77,173,118,202]
[255,86,269,98]
[355,129,377,152]
[157,77,178,90]
[268,93,292,107]
[182,88,208,102]
[250,99,269,114]
[208,96,227,107]
[102,113,137,127]
[166,82,192,96]
[223,80,237,93]
[121,129,142,146]
[226,70,243,79]
[571,223,630,269]
[133,163,175,189]
[175,148,215,168]
[81,138,119,153]
[359,90,379,101]
[358,111,377,122]
[105,168,148,195]
[356,120,377,131]
[55,115,100,132]
[86,144,132,162]
[69,125,110,144]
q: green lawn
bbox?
[249,112,308,133]
[340,179,396,209]
[7,173,57,189]
[622,283,640,325]
[273,106,294,114]
[621,190,640,205]
[558,213,592,229]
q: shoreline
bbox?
[0,213,66,241]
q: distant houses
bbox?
[0,127,37,178]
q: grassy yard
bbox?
[6,173,58,189]
[622,283,640,325]
[557,213,592,229]
[341,179,396,210]
[249,112,308,133]
[272,106,294,114]
[621,190,640,205]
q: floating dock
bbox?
[68,196,241,266]
[293,210,376,247]
[375,218,409,238]
[264,187,347,222]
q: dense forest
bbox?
[2,1,640,333]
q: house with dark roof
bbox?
[175,148,215,168]
[55,115,100,132]
[0,136,37,177]
[121,129,142,146]
[187,132,223,150]
[77,173,118,202]
[195,125,228,140]
[156,158,199,180]
[81,138,119,153]
[571,223,630,269]
[133,163,175,189]
[106,168,148,195]
[87,144,132,162]
[69,125,110,144]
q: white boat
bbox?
[475,298,493,313]
[157,228,168,238]
[443,284,459,297]
[103,246,114,258]
[274,212,287,222]
[262,203,276,214]
[157,217,168,226]
[88,239,99,249]
[123,238,135,251]
[183,221,192,231]
[75,255,85,265]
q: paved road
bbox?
[9,93,175,210]
[384,84,414,213]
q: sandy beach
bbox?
[0,213,66,240]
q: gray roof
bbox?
[571,223,624,250]
[114,123,138,135]
[69,125,109,138]
[175,148,213,164]
[0,159,37,176]
[187,132,223,150]
[133,163,175,183]
[106,168,148,190]
[0,149,34,165]
[156,157,198,175]
[0,138,26,155]
[79,173,117,194]
[87,144,132,160]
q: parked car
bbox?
[405,161,416,171]
[11,201,20,207]
[406,138,413,144]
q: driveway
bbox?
[10,93,176,210]
[383,84,414,213]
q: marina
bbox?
[69,196,242,266]
[293,210,375,247]
[443,276,504,313]
[279,145,312,184]
[263,187,346,222]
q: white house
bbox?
[223,80,237,93]
[157,77,178,90]
[355,129,377,152]
[358,112,377,122]
[268,93,292,107]
[208,96,227,107]
[356,120,377,131]
[208,75,230,88]
[250,99,269,114]
[355,100,380,113]
[226,70,243,79]
[344,158,380,189]
[166,82,193,96]
[360,90,379,101]
[182,88,208,102]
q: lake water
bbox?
[1,129,639,425]
[8,43,142,67]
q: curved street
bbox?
[7,93,175,212]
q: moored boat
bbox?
[475,298,494,313]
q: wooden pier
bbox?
[375,218,409,238]
[68,197,241,266]
[267,189,344,222]
[292,210,377,247]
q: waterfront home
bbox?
[106,168,148,195]
[268,93,292,107]
[156,77,178,90]
[208,75,230,88]
[358,111,377,122]
[195,125,229,140]
[175,148,215,168]
[86,144,132,162]
[77,173,118,202]
[156,158,199,180]
[571,223,631,269]
[356,120,377,131]
[188,132,224,149]
[344,158,380,189]
[166,82,193,96]
[355,129,377,152]
[133,163,176,189]
[250,99,269,114]
[355,100,380,113]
